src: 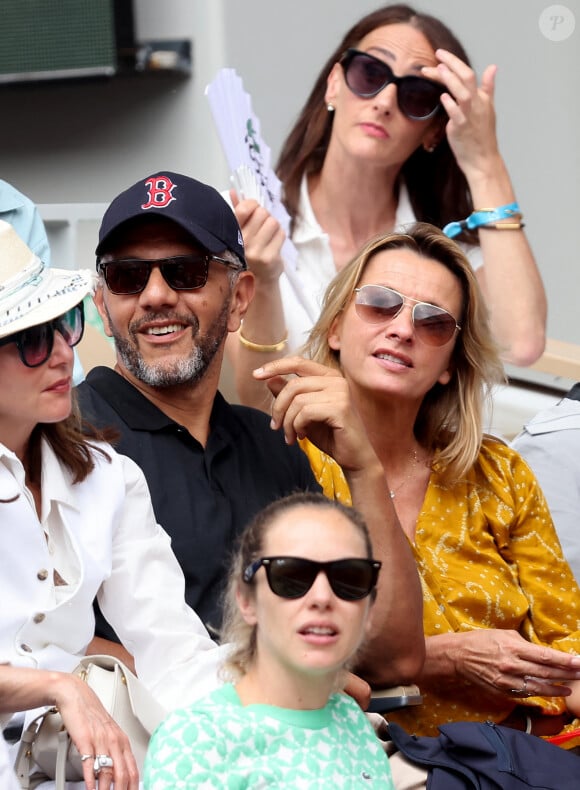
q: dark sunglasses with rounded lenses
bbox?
[354,284,461,346]
[96,253,241,295]
[0,303,85,368]
[340,48,444,121]
[243,556,381,601]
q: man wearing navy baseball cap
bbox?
[96,171,247,266]
[77,171,320,657]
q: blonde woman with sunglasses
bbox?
[227,3,545,410]
[253,223,580,749]
[144,492,395,789]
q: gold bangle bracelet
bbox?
[238,328,288,353]
[479,222,526,230]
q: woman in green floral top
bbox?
[144,493,394,789]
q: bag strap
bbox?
[14,713,44,789]
[14,711,70,790]
[54,730,70,790]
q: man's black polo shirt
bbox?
[76,367,320,636]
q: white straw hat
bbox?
[0,220,95,339]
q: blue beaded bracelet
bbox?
[443,202,521,239]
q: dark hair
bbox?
[277,4,476,243]
[25,393,114,486]
[220,492,376,678]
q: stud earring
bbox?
[424,142,437,153]
[327,102,335,112]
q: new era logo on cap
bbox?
[96,171,246,268]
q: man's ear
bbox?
[228,271,255,333]
[93,284,113,338]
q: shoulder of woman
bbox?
[480,434,524,464]
[481,434,539,469]
[477,435,541,494]
[154,685,232,735]
[74,442,151,502]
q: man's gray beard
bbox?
[115,338,208,387]
[106,301,230,388]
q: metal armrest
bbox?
[368,684,423,713]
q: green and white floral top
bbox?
[144,683,394,789]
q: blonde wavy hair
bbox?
[303,222,506,484]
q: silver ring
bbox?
[80,754,94,762]
[94,754,114,774]
[509,675,530,696]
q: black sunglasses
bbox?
[96,253,241,295]
[243,556,381,601]
[340,48,444,121]
[354,284,461,347]
[0,303,85,368]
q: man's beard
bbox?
[104,301,231,388]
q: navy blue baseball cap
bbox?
[96,171,246,267]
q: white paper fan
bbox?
[206,70,273,202]
[206,69,315,321]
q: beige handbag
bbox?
[14,655,166,789]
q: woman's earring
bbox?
[423,141,437,153]
[327,102,335,112]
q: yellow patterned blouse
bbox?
[299,436,580,739]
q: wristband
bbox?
[238,328,288,353]
[443,202,521,239]
[478,221,525,231]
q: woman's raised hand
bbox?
[422,49,500,180]
[421,50,546,369]
[254,356,379,473]
[230,191,286,284]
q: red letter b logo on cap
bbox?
[141,176,176,209]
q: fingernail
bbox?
[253,367,264,376]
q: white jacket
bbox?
[0,438,227,713]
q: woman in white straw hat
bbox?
[0,219,226,788]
